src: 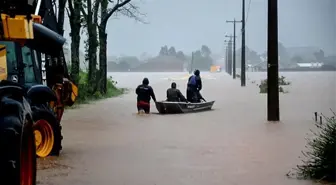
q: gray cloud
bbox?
[64,0,336,57]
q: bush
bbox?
[258,76,291,93]
[289,113,336,182]
[279,76,291,85]
[76,71,123,104]
[258,79,285,93]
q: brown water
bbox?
[37,72,336,185]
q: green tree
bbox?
[201,45,211,57]
[159,45,169,56]
[98,0,145,93]
[246,49,261,64]
[291,55,303,63]
[191,47,213,70]
[107,61,131,71]
[81,0,100,92]
[67,0,83,84]
[313,49,325,62]
[57,0,67,36]
[118,56,140,68]
[176,51,186,60]
[168,46,177,56]
[235,46,262,67]
[278,42,290,66]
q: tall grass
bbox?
[289,113,336,182]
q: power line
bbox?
[237,0,252,57]
[245,0,252,25]
[228,0,253,45]
[226,0,253,82]
[226,20,240,79]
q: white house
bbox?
[297,62,323,68]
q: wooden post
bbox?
[267,0,280,121]
[241,0,246,86]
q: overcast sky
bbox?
[64,0,336,57]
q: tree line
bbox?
[108,44,214,72]
[234,43,336,69]
[56,0,141,96]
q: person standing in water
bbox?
[186,69,203,102]
[135,78,157,114]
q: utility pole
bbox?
[225,35,237,77]
[190,52,194,74]
[225,46,228,73]
[227,38,233,75]
[241,0,246,86]
[226,19,242,79]
[267,0,280,121]
[224,40,230,74]
[228,39,232,75]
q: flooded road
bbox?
[37,72,336,185]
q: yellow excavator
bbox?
[0,0,77,184]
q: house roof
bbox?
[297,62,323,67]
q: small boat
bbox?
[155,101,215,114]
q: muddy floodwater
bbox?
[37,72,336,185]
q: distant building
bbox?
[297,62,323,68]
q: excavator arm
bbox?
[0,0,66,55]
[32,0,79,118]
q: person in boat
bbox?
[166,82,188,102]
[135,78,157,114]
[186,69,204,103]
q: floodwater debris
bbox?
[37,157,74,170]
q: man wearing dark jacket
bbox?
[135,78,156,114]
[166,82,187,102]
[186,69,204,102]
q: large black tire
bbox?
[0,97,36,185]
[32,106,62,156]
